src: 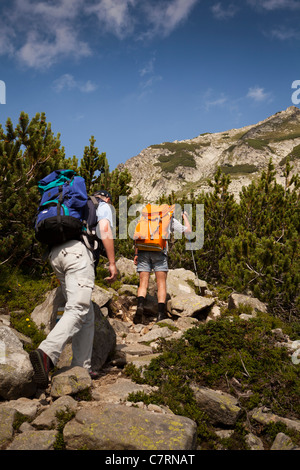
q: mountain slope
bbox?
[118,106,300,202]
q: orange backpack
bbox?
[133,204,175,252]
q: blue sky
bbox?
[0,0,300,170]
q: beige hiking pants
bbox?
[39,240,95,371]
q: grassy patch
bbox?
[125,313,300,448]
[220,163,258,175]
[154,152,196,173]
[279,144,300,166]
[0,268,55,349]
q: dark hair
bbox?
[94,190,112,200]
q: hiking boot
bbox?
[133,305,144,324]
[29,349,53,389]
[156,311,169,322]
[89,370,100,380]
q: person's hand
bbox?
[105,262,118,283]
[134,254,138,266]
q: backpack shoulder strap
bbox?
[89,195,99,207]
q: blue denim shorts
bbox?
[136,251,168,272]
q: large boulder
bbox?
[167,293,215,318]
[31,287,65,335]
[0,326,35,399]
[167,268,208,297]
[228,293,267,314]
[91,303,116,372]
[63,403,197,450]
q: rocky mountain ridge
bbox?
[118,106,300,202]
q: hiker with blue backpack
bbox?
[29,170,117,387]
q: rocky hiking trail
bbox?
[0,257,300,451]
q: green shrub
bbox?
[126,315,300,448]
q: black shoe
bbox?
[89,370,100,380]
[157,311,169,322]
[133,305,144,324]
[29,349,53,389]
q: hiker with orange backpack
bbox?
[133,204,191,324]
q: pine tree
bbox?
[192,167,239,280]
[219,159,299,318]
[0,112,67,271]
[79,136,107,193]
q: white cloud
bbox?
[247,0,300,10]
[1,0,90,69]
[0,0,198,69]
[211,2,238,20]
[0,24,15,56]
[85,0,136,38]
[53,74,97,93]
[143,0,199,38]
[268,26,300,40]
[203,89,228,111]
[17,27,91,69]
[139,57,156,77]
[247,86,271,102]
[137,56,162,100]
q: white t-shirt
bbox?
[96,201,114,228]
[95,201,114,240]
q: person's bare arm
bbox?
[99,219,118,282]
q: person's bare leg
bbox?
[155,271,168,321]
[137,271,150,298]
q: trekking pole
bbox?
[189,241,201,296]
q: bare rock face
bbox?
[0,326,35,400]
[119,106,300,202]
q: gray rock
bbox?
[115,342,153,357]
[31,286,65,334]
[92,284,114,308]
[32,395,78,429]
[168,294,214,318]
[7,430,58,450]
[245,432,264,450]
[270,432,295,450]
[137,326,173,343]
[50,366,92,398]
[0,397,40,419]
[167,268,207,297]
[63,403,197,450]
[118,284,138,296]
[0,326,35,400]
[250,407,300,433]
[91,303,116,372]
[92,377,157,404]
[191,384,242,426]
[116,257,137,278]
[0,407,16,449]
[228,293,267,313]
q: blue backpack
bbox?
[35,169,88,246]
